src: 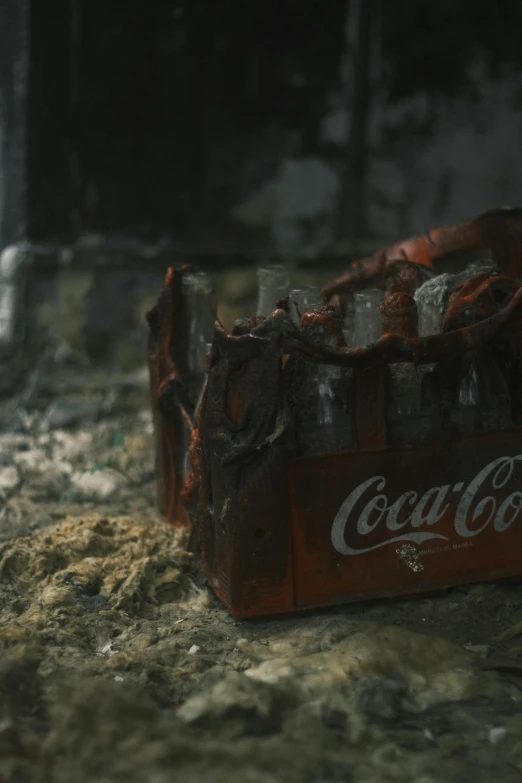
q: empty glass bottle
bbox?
[451,359,479,436]
[298,310,353,455]
[352,289,384,348]
[184,341,213,481]
[256,264,290,318]
[341,294,356,347]
[181,269,216,487]
[438,292,512,437]
[0,243,28,356]
[193,341,213,424]
[382,294,442,446]
[289,286,322,323]
[415,260,497,337]
[478,349,513,432]
[182,271,216,382]
[466,259,497,277]
[451,348,512,437]
[414,273,451,336]
[180,273,215,484]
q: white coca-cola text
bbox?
[331,455,522,555]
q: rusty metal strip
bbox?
[146,264,196,525]
[322,207,522,298]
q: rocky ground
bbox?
[2,354,522,783]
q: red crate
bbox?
[148,208,522,617]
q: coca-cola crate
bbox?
[147,208,522,618]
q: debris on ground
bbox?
[1,363,522,782]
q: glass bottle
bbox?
[382,293,442,446]
[445,259,497,311]
[352,289,384,348]
[466,259,496,277]
[256,264,290,318]
[450,358,478,436]
[181,273,215,481]
[445,293,511,437]
[414,260,497,337]
[182,271,216,382]
[289,286,322,323]
[414,273,451,336]
[193,342,213,425]
[451,347,512,437]
[477,347,513,432]
[184,341,213,481]
[0,243,28,356]
[298,309,353,455]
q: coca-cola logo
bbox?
[331,455,522,556]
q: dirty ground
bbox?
[3,301,522,783]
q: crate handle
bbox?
[323,207,522,299]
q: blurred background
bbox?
[2,0,522,370]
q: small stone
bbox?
[188,645,200,655]
[129,633,153,651]
[36,434,52,447]
[488,726,507,744]
[97,643,115,658]
[0,434,32,465]
[138,409,154,435]
[0,465,20,494]
[39,583,75,608]
[14,449,48,471]
[70,469,126,501]
[177,672,290,733]
[0,716,23,755]
[51,430,93,462]
[14,450,72,500]
[0,244,28,277]
[44,397,103,430]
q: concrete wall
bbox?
[230,67,522,258]
[368,67,522,238]
[1,2,520,258]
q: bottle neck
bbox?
[256,264,289,317]
[414,274,451,336]
[352,289,384,347]
[290,287,322,321]
[182,273,216,375]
